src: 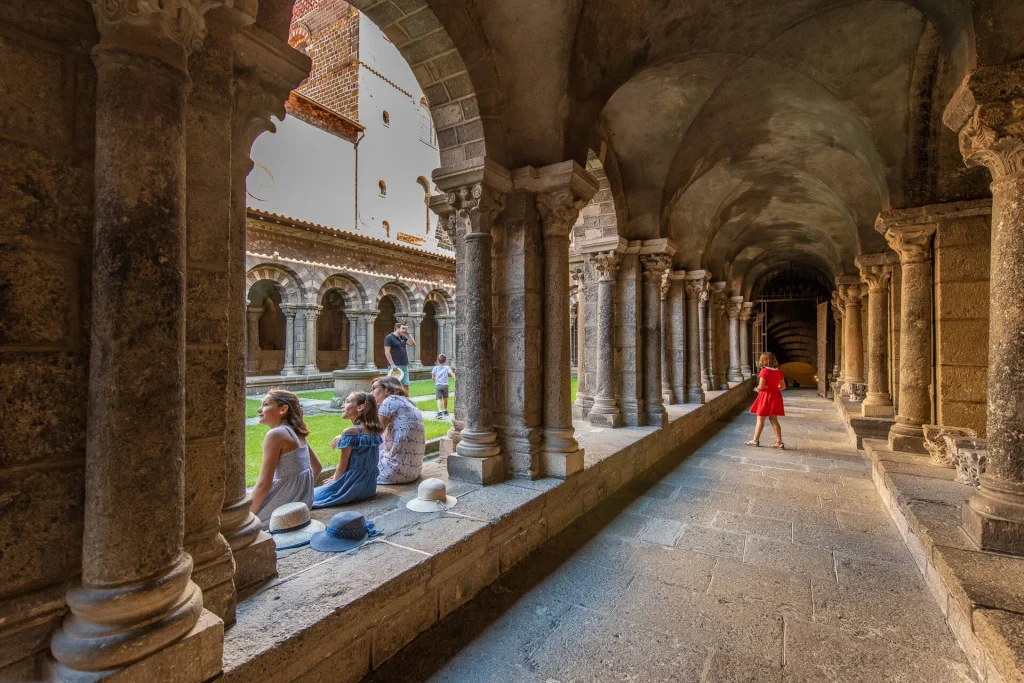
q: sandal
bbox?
[745,439,760,447]
[769,442,785,449]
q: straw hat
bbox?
[310,511,377,553]
[406,478,457,512]
[387,366,405,381]
[268,502,325,550]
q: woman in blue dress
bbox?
[313,391,384,508]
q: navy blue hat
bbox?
[309,511,378,553]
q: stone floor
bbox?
[363,390,974,683]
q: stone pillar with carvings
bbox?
[408,312,425,369]
[571,262,592,418]
[436,172,507,484]
[684,272,708,403]
[360,312,378,369]
[837,276,866,397]
[875,216,934,452]
[727,296,744,385]
[303,305,321,374]
[857,254,896,417]
[739,302,754,379]
[831,291,844,387]
[537,175,596,479]
[590,251,623,428]
[48,2,228,679]
[669,273,687,404]
[699,284,712,391]
[710,283,728,389]
[281,305,298,375]
[949,67,1024,552]
[246,307,262,375]
[641,254,672,426]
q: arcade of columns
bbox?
[6,0,1024,680]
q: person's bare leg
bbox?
[748,416,766,445]
[769,415,783,446]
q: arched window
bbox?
[382,110,390,126]
[378,180,386,197]
[382,220,390,238]
[417,97,436,148]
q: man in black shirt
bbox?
[383,322,415,387]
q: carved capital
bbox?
[571,263,586,285]
[592,251,621,280]
[960,99,1024,183]
[710,285,729,313]
[830,291,844,319]
[838,283,864,305]
[660,273,671,299]
[448,183,506,236]
[640,254,672,281]
[738,309,752,323]
[883,226,935,265]
[726,299,742,320]
[859,264,892,293]
[90,0,226,66]
[536,189,586,239]
[232,75,286,174]
[684,277,706,300]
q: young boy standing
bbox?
[430,355,453,419]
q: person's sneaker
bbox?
[443,410,450,417]
[435,411,443,419]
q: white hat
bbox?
[269,502,326,550]
[387,366,405,381]
[406,478,457,512]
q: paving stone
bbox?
[624,541,717,591]
[783,618,973,683]
[639,516,683,546]
[974,609,1024,683]
[835,508,900,535]
[661,471,737,493]
[644,498,719,525]
[674,523,746,558]
[701,650,784,682]
[671,486,751,513]
[733,482,820,508]
[887,472,974,508]
[794,525,915,566]
[835,552,928,595]
[510,558,635,613]
[708,558,813,619]
[747,499,839,529]
[712,511,793,542]
[933,545,1024,617]
[743,536,836,582]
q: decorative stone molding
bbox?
[536,188,588,238]
[954,441,988,488]
[683,275,707,300]
[830,290,843,320]
[640,253,672,280]
[838,281,864,304]
[710,283,728,313]
[726,299,742,320]
[959,100,1024,182]
[90,0,226,68]
[592,251,621,280]
[923,424,979,468]
[738,303,753,323]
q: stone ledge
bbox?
[836,398,894,449]
[864,437,1024,683]
[221,381,754,682]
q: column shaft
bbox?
[589,252,622,427]
[684,273,706,403]
[740,302,753,379]
[840,283,866,388]
[246,308,261,374]
[661,276,674,404]
[670,278,686,404]
[641,255,671,426]
[727,297,743,384]
[304,307,320,374]
[282,308,297,375]
[858,258,894,417]
[699,292,711,391]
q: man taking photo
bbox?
[383,322,415,388]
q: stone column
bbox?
[710,283,728,389]
[699,286,712,391]
[280,305,297,375]
[536,175,596,479]
[857,254,896,417]
[641,254,672,426]
[435,165,509,484]
[246,307,262,375]
[570,262,589,417]
[727,296,744,385]
[837,276,866,397]
[303,305,321,374]
[292,307,307,374]
[221,49,302,606]
[660,273,674,404]
[684,272,708,403]
[739,302,754,379]
[48,2,224,678]
[360,312,378,369]
[669,274,686,404]
[876,217,935,452]
[950,74,1024,552]
[831,291,844,386]
[589,251,622,427]
[408,313,425,369]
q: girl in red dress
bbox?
[747,351,786,449]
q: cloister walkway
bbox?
[364,390,973,683]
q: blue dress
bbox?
[312,426,382,508]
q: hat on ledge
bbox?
[406,478,458,513]
[310,510,378,553]
[269,502,325,550]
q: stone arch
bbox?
[375,281,417,316]
[246,263,305,304]
[423,289,452,316]
[317,274,368,311]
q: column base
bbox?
[727,370,743,383]
[662,389,675,405]
[740,367,752,380]
[46,611,223,683]
[280,365,300,377]
[439,436,456,460]
[963,486,1024,554]
[861,394,894,418]
[589,409,622,428]
[189,548,236,625]
[303,365,319,375]
[447,453,505,485]
[727,381,743,389]
[619,399,643,427]
[645,406,668,428]
[685,387,705,404]
[541,447,584,479]
[889,420,927,453]
[231,530,277,596]
[571,395,592,419]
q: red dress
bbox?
[750,367,785,417]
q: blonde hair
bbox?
[758,352,779,368]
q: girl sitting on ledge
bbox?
[313,392,384,508]
[252,390,323,524]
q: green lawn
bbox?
[571,377,578,405]
[408,377,455,397]
[245,414,450,486]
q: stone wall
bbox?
[291,0,361,121]
[933,210,991,436]
[0,1,96,674]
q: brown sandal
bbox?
[769,442,785,449]
[745,439,760,447]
